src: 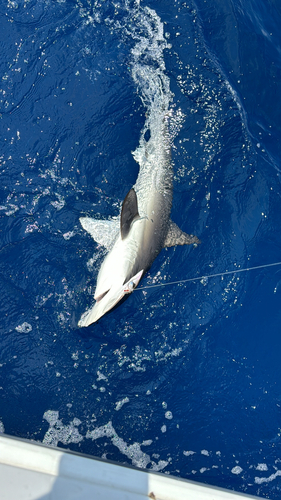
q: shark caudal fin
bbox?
[164,221,200,247]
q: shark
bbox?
[78,117,200,327]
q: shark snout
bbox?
[123,270,143,294]
[78,270,143,327]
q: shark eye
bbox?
[95,290,110,302]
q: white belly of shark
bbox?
[78,122,200,327]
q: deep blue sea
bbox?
[1,0,281,498]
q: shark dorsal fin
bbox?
[120,188,139,240]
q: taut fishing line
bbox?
[136,261,281,291]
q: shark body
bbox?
[78,120,200,327]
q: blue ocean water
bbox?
[1,0,281,497]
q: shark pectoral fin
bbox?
[164,221,201,248]
[78,308,95,328]
[120,188,140,240]
[79,217,119,250]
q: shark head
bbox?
[78,269,143,327]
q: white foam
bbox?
[126,3,179,160]
[43,409,167,471]
[97,371,107,381]
[63,231,75,240]
[183,450,196,457]
[255,470,281,484]
[86,420,167,470]
[231,466,243,475]
[115,397,129,411]
[50,194,65,210]
[164,411,173,420]
[200,467,209,473]
[201,450,209,456]
[43,411,83,446]
[15,322,32,333]
[142,440,153,446]
[256,463,268,471]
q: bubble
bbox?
[231,466,243,475]
[15,322,32,333]
[165,411,173,420]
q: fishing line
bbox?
[136,261,281,291]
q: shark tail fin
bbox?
[164,221,200,248]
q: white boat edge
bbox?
[0,433,264,500]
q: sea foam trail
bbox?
[124,4,182,151]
